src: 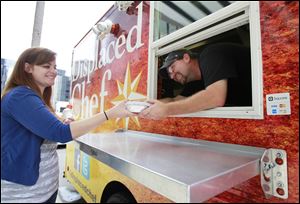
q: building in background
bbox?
[52,69,71,114]
[1,58,15,92]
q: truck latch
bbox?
[260,148,288,199]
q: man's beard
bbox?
[175,73,187,84]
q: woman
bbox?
[1,47,134,203]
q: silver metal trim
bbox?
[75,130,266,202]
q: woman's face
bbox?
[25,60,57,92]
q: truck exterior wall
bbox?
[67,1,298,203]
[134,2,299,203]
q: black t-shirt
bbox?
[181,80,204,97]
[181,43,252,106]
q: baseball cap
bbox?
[158,49,189,79]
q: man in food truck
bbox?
[140,42,252,120]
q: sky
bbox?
[1,1,114,76]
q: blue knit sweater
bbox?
[1,86,73,185]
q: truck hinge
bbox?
[260,148,288,199]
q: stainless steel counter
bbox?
[75,130,265,203]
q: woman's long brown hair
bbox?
[1,47,57,112]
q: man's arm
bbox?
[140,79,227,120]
[159,95,186,103]
[168,79,227,115]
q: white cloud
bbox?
[1,1,114,76]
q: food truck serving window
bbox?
[147,1,263,119]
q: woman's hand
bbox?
[106,100,135,119]
[63,118,75,125]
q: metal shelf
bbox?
[75,130,266,202]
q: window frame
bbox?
[147,1,263,119]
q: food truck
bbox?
[64,1,299,203]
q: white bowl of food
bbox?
[125,101,151,113]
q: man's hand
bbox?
[139,99,169,120]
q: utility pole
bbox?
[31,1,45,47]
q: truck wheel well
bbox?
[101,181,136,203]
